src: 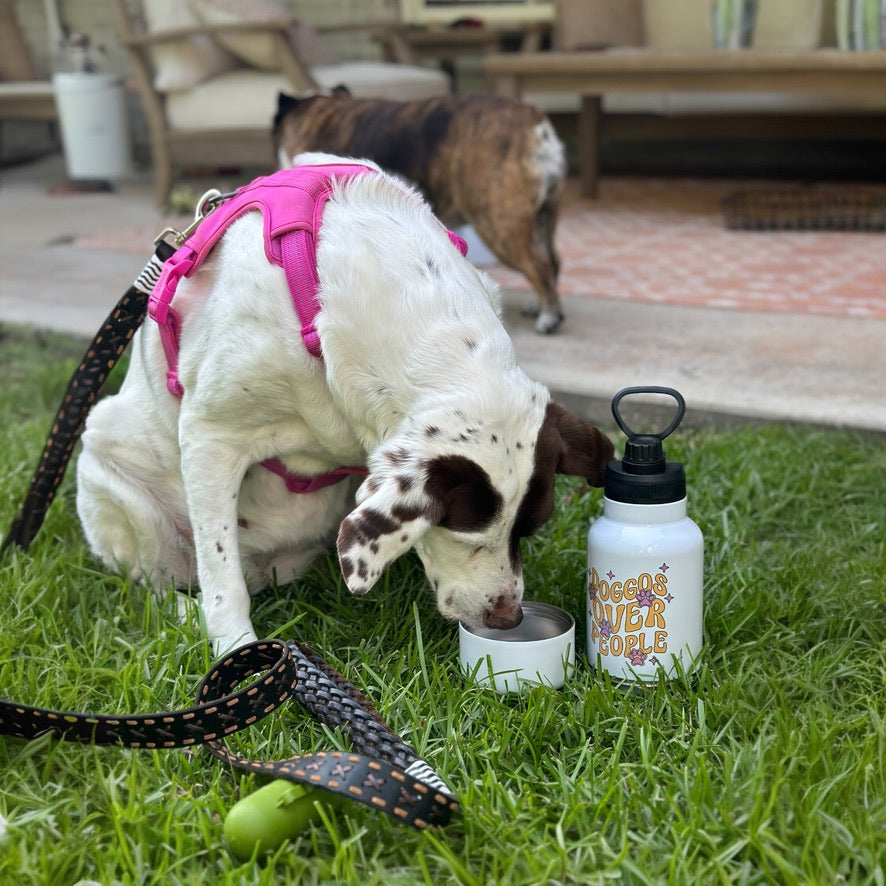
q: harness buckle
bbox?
[153,188,233,250]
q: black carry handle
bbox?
[611,386,686,442]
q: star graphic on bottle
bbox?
[659,562,669,573]
[606,570,615,580]
[666,593,674,603]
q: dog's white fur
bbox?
[77,153,610,652]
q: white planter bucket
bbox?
[53,72,132,180]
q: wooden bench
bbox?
[0,82,56,122]
[485,49,886,197]
[0,0,57,126]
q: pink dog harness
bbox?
[149,163,468,493]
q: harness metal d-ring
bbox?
[153,187,231,249]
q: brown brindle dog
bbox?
[273,89,567,334]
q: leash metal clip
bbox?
[153,187,235,250]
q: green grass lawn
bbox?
[0,323,883,885]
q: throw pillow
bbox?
[143,0,238,93]
[189,0,338,71]
[555,0,643,50]
[754,0,823,50]
[643,0,713,50]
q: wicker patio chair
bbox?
[110,0,449,208]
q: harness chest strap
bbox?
[149,164,467,494]
[150,163,374,392]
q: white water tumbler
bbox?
[587,387,703,682]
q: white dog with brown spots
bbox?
[76,153,612,653]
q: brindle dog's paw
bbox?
[534,309,564,335]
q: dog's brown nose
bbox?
[483,596,524,631]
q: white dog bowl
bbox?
[459,601,575,693]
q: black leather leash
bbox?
[2,240,174,553]
[1,211,459,830]
[0,638,458,829]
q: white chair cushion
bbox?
[166,69,289,130]
[310,62,449,101]
[166,63,449,131]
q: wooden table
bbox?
[484,49,886,196]
[376,24,547,91]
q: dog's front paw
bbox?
[534,309,564,335]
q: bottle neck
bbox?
[603,497,687,524]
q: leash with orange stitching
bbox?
[0,638,458,829]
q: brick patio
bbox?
[486,177,886,320]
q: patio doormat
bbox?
[721,188,886,231]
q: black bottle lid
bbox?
[605,387,686,504]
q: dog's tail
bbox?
[1,245,172,553]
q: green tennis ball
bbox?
[224,779,341,859]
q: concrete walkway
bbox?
[1,154,883,433]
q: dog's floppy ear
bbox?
[545,401,614,487]
[336,468,434,596]
[336,453,503,595]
